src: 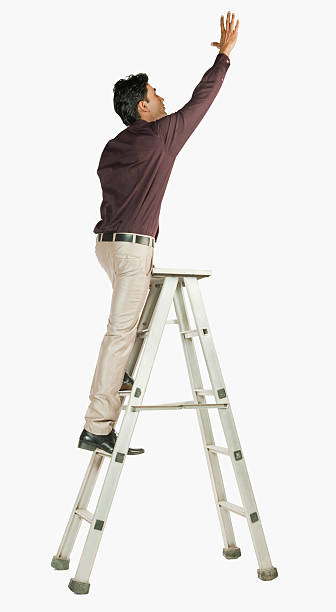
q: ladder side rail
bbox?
[52,452,104,568]
[173,282,239,555]
[184,276,276,572]
[69,276,179,589]
[126,281,162,381]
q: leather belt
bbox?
[96,232,155,247]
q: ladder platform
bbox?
[151,267,212,280]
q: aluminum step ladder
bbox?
[51,267,278,594]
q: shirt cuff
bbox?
[217,52,230,63]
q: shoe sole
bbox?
[78,440,144,455]
[78,440,109,452]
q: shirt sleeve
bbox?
[152,53,231,158]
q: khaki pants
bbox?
[84,234,154,435]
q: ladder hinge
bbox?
[217,388,226,399]
[234,450,243,461]
[134,387,142,397]
[94,520,104,531]
[115,452,125,463]
[202,328,208,335]
[250,512,259,523]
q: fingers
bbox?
[219,11,238,43]
[223,11,238,30]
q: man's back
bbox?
[93,52,231,242]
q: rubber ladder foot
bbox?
[257,566,278,581]
[68,578,90,594]
[222,546,241,559]
[51,556,69,570]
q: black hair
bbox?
[113,72,149,126]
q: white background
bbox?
[1,0,335,609]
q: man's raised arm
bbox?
[152,12,239,158]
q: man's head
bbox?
[113,72,167,126]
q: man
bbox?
[78,12,239,455]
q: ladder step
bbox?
[137,319,178,337]
[138,325,200,338]
[136,328,150,337]
[180,328,199,338]
[122,390,224,401]
[96,449,113,458]
[75,508,93,523]
[195,388,215,396]
[218,500,246,517]
[207,445,230,455]
[122,389,220,399]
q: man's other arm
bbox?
[152,12,239,158]
[152,52,231,158]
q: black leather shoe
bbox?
[78,428,144,455]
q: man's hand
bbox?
[210,11,239,56]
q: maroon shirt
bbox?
[93,52,231,241]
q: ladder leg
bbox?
[68,276,179,594]
[126,279,163,378]
[57,279,161,567]
[111,281,163,419]
[51,451,104,570]
[184,276,278,580]
[173,281,241,559]
[68,412,139,594]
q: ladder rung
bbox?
[136,328,150,336]
[137,321,201,338]
[195,388,215,396]
[218,500,246,517]
[207,445,230,455]
[180,328,198,338]
[75,508,93,523]
[136,319,178,337]
[131,402,228,411]
[95,449,113,457]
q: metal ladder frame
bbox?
[51,268,278,594]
